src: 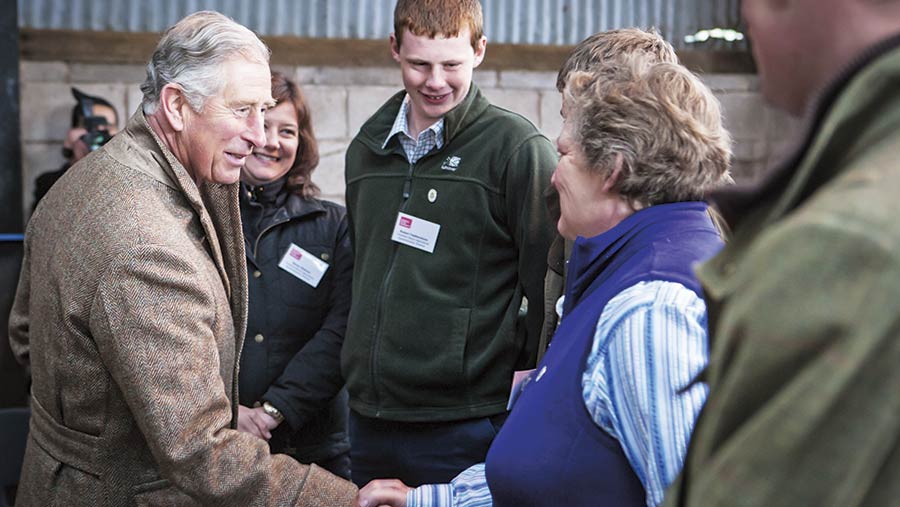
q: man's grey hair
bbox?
[140,11,270,115]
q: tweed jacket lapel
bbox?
[124,111,232,295]
[120,110,249,381]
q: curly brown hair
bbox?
[556,27,678,92]
[564,55,733,207]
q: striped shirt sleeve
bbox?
[407,463,492,507]
[583,280,710,507]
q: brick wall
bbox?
[19,61,800,215]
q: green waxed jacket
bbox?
[342,84,557,422]
[666,38,900,507]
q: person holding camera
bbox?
[32,87,119,211]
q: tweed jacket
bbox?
[8,110,357,506]
[665,38,900,507]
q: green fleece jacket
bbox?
[666,37,900,507]
[342,84,557,422]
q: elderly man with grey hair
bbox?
[9,11,357,506]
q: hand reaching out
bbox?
[237,404,280,440]
[358,479,412,507]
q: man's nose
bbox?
[263,124,278,149]
[245,110,266,148]
[426,67,447,89]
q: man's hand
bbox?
[358,479,411,507]
[236,404,280,440]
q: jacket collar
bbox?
[442,83,490,142]
[282,192,327,219]
[243,177,287,206]
[113,110,186,193]
[712,33,900,231]
[240,181,327,223]
[109,109,247,407]
[564,201,709,315]
[355,82,491,156]
[112,108,245,301]
[382,95,446,151]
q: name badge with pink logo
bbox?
[391,212,440,253]
[278,243,329,287]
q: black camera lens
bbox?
[80,130,113,151]
[80,115,113,151]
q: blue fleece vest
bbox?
[485,202,722,507]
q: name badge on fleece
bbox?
[391,212,440,253]
[278,243,329,287]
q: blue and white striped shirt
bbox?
[408,280,709,507]
[382,94,444,164]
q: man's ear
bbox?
[472,35,487,68]
[159,84,188,132]
[390,32,401,64]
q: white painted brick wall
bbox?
[302,85,349,140]
[499,70,558,89]
[481,88,542,127]
[18,60,795,218]
[347,86,399,138]
[315,140,352,205]
[539,90,564,137]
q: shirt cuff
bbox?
[408,483,454,507]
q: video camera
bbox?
[72,87,113,152]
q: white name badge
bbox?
[391,212,441,253]
[278,243,329,287]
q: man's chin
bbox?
[209,168,243,185]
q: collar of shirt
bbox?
[382,94,445,163]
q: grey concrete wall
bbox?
[19,61,800,217]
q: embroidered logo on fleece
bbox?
[440,155,461,171]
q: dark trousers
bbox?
[349,410,507,487]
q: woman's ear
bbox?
[602,153,624,192]
[159,84,187,132]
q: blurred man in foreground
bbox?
[666,0,900,505]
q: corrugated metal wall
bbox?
[18,0,743,50]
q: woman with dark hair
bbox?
[236,70,352,479]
